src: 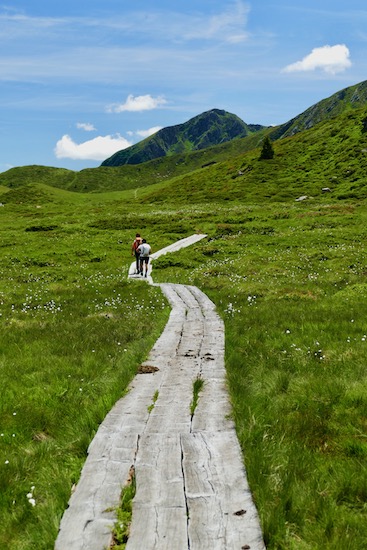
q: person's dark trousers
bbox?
[135,252,140,272]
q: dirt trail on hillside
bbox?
[55,235,265,550]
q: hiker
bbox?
[137,238,152,278]
[131,233,143,274]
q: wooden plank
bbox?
[55,456,133,550]
[126,434,188,550]
[149,234,207,260]
[133,434,185,506]
[126,507,188,550]
[181,432,265,550]
[191,379,234,432]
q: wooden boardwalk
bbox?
[55,236,265,550]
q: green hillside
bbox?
[2,79,367,200]
[0,127,269,194]
[138,105,367,204]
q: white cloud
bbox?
[134,126,162,138]
[183,0,250,43]
[54,134,132,160]
[76,122,96,131]
[282,44,352,75]
[107,94,167,113]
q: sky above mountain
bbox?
[0,0,366,172]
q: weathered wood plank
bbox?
[55,453,134,550]
[182,432,265,550]
[126,507,188,550]
[149,234,208,261]
[191,378,234,432]
[133,434,185,506]
[126,433,188,550]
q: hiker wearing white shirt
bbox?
[137,239,152,277]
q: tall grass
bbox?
[224,297,367,548]
[190,376,205,416]
[0,277,169,548]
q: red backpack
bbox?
[133,238,142,252]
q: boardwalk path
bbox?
[55,235,265,550]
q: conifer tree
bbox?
[259,136,274,159]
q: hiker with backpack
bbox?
[137,238,152,278]
[131,233,143,274]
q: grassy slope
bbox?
[1,106,367,548]
[140,106,367,204]
[0,127,268,193]
[270,78,367,140]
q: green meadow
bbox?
[1,107,367,548]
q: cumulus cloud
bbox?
[54,134,132,160]
[76,122,96,131]
[282,44,352,75]
[107,94,167,113]
[128,126,162,138]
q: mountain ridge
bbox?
[101,108,266,167]
[271,79,367,140]
[2,101,367,203]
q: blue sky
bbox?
[0,1,366,172]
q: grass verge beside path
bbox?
[0,194,170,548]
[0,273,169,549]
